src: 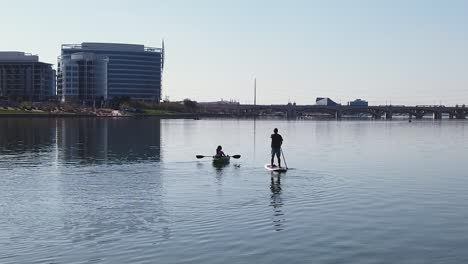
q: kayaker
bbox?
[216,145,226,157]
[270,128,283,168]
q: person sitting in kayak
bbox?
[216,145,226,157]
[271,128,283,167]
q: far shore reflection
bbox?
[0,117,161,164]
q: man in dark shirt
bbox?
[271,128,283,167]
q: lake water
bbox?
[1,117,468,264]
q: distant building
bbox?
[57,42,164,103]
[0,52,55,101]
[316,97,339,106]
[348,99,368,106]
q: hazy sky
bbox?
[1,0,468,105]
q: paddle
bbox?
[281,148,288,169]
[196,155,241,159]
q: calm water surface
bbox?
[1,118,468,264]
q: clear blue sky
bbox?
[2,0,468,105]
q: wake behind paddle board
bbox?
[265,164,288,172]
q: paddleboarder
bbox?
[270,128,283,168]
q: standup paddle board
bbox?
[265,164,288,172]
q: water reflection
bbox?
[212,161,230,170]
[2,119,468,263]
[0,118,56,153]
[57,118,161,164]
[0,118,57,168]
[212,161,230,184]
[270,174,285,231]
[0,117,161,165]
[253,117,257,158]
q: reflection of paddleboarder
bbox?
[270,128,283,168]
[270,175,284,231]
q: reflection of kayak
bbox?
[213,156,231,164]
[265,164,288,172]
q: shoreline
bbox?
[0,112,233,119]
[0,112,464,121]
[0,113,194,119]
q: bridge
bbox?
[201,103,468,120]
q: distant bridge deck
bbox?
[200,103,468,119]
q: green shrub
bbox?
[19,101,32,110]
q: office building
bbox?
[57,42,164,103]
[348,99,368,107]
[0,52,55,101]
[316,97,339,106]
[57,52,109,103]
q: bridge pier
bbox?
[335,111,342,120]
[415,110,424,119]
[385,111,393,120]
[286,103,297,119]
[433,112,442,120]
[286,110,297,119]
[456,110,466,119]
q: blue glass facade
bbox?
[60,43,164,102]
[57,53,108,102]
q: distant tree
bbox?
[109,96,131,109]
[120,102,131,110]
[19,101,32,110]
[183,98,198,112]
[60,102,79,113]
[158,101,185,112]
